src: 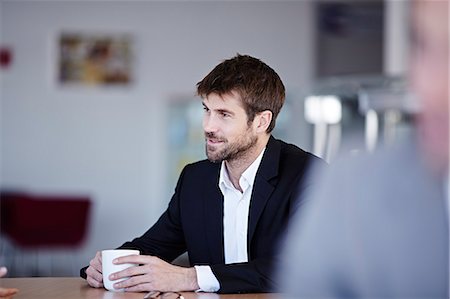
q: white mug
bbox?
[102,249,140,292]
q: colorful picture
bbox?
[59,33,133,86]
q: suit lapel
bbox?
[248,136,280,244]
[203,164,225,264]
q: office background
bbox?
[0,0,408,276]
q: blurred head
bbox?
[410,0,449,175]
[197,54,285,133]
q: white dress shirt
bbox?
[194,148,266,292]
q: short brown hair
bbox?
[197,54,285,133]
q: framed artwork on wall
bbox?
[58,32,133,86]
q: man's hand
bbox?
[85,251,104,288]
[0,267,19,298]
[109,255,199,292]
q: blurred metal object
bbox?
[358,79,418,151]
[304,95,342,162]
[304,75,417,160]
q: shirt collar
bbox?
[219,148,266,193]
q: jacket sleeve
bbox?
[210,257,278,293]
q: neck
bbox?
[225,134,270,191]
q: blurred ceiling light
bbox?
[304,95,342,124]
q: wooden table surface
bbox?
[0,277,279,299]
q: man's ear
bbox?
[254,110,273,133]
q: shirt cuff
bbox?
[194,265,220,292]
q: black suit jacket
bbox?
[81,136,324,293]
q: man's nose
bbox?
[203,115,218,133]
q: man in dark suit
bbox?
[81,54,324,294]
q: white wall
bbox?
[0,0,314,275]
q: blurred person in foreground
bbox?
[278,0,449,298]
[0,267,18,298]
[81,54,324,293]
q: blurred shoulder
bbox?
[274,137,326,169]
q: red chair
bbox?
[0,191,91,276]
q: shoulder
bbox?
[274,137,326,169]
[179,159,220,177]
[304,138,431,212]
[326,139,419,185]
[172,159,220,192]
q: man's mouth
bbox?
[205,133,226,146]
[206,138,224,145]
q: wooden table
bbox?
[0,278,278,299]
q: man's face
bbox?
[411,0,449,174]
[202,92,257,163]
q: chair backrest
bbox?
[0,191,91,249]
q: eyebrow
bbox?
[217,109,234,116]
[202,102,235,116]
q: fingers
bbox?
[110,257,159,291]
[111,263,151,280]
[86,275,103,288]
[111,257,191,292]
[111,256,162,280]
[113,254,152,265]
[86,252,104,288]
[0,287,19,297]
[86,266,103,288]
[114,270,152,289]
[91,251,102,272]
[0,266,19,297]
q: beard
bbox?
[205,130,258,163]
